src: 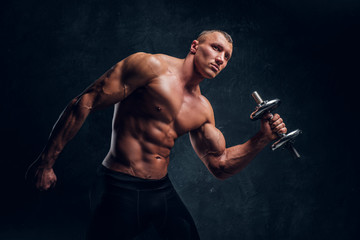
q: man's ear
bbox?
[190,40,199,54]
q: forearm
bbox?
[39,98,91,168]
[212,131,271,179]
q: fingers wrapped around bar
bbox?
[269,114,287,135]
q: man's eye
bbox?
[213,46,219,51]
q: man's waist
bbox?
[102,153,169,180]
[97,164,172,191]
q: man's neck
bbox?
[180,53,204,91]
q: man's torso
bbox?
[103,54,211,179]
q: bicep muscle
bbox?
[190,123,226,159]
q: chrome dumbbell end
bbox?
[271,129,302,159]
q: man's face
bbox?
[192,32,233,79]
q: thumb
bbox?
[262,112,273,121]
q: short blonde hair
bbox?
[197,30,233,44]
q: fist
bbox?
[26,160,57,191]
[260,112,287,141]
[34,167,57,191]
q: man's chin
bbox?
[206,72,218,79]
[197,68,218,79]
[202,69,218,79]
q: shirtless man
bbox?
[27,30,287,239]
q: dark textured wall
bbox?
[1,0,359,239]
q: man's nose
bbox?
[215,55,224,65]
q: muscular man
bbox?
[26,30,287,239]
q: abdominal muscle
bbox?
[102,108,178,180]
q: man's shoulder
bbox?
[123,52,173,76]
[197,94,215,124]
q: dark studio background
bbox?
[1,0,359,239]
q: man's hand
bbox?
[258,112,287,142]
[25,159,57,191]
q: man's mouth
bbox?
[210,63,219,72]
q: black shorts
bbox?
[86,165,200,240]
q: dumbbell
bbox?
[250,91,302,159]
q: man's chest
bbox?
[132,77,208,134]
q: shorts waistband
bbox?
[97,164,172,191]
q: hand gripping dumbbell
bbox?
[250,91,302,159]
